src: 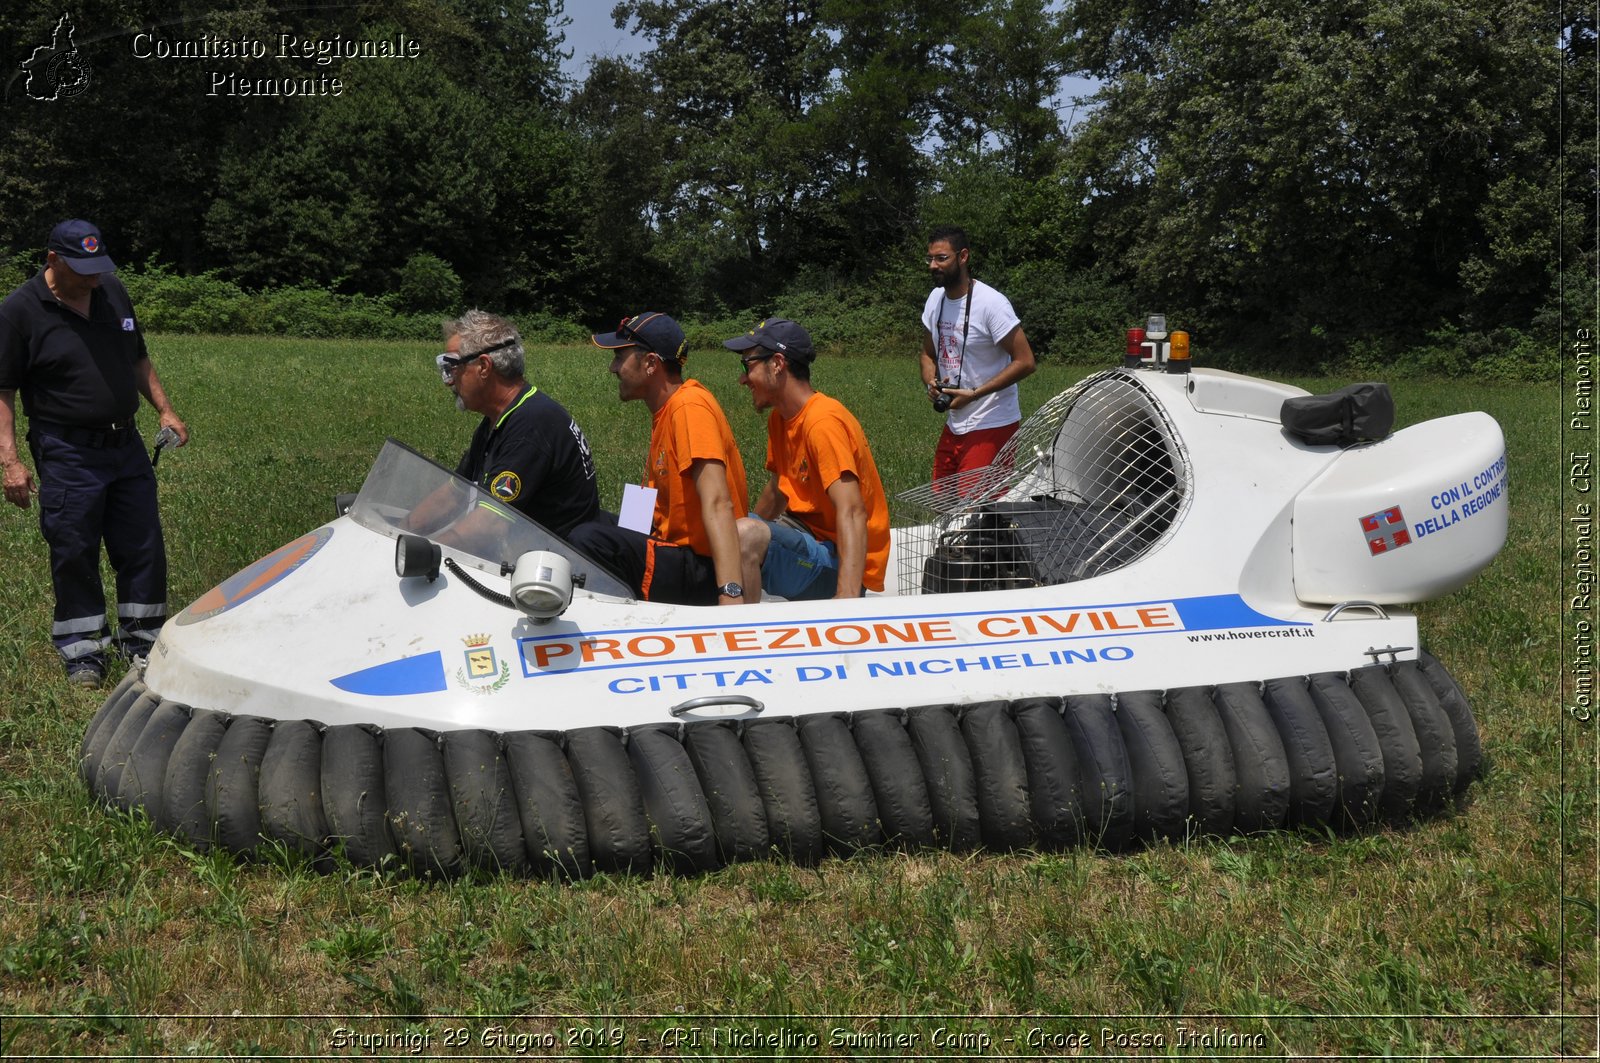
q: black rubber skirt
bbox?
[80,654,1485,879]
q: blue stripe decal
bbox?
[1172,594,1304,630]
[330,651,447,696]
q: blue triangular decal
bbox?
[330,651,447,696]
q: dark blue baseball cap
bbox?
[721,317,814,364]
[592,311,688,366]
[47,219,116,274]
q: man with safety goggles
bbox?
[431,310,599,537]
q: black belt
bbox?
[30,419,138,449]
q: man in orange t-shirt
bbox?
[725,318,889,600]
[568,312,749,605]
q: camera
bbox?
[931,381,953,413]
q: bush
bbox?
[241,285,393,339]
[86,263,1561,382]
[122,264,254,333]
[1312,324,1555,382]
[1405,326,1553,382]
[117,265,439,340]
[693,263,1140,365]
[999,263,1137,362]
[115,264,599,343]
[0,248,29,295]
[689,266,929,361]
[394,253,462,314]
[512,311,588,345]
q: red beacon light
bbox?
[1124,327,1146,368]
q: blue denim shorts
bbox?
[760,517,839,600]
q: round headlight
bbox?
[510,550,573,620]
[395,534,441,582]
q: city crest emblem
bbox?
[455,633,510,694]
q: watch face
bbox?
[720,582,743,597]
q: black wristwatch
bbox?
[718,581,743,599]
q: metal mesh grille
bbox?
[895,371,1192,595]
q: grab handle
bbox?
[1322,600,1390,622]
[668,695,765,719]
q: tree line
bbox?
[0,0,1587,368]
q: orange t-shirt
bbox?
[648,379,749,556]
[766,392,890,591]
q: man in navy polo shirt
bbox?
[435,309,599,537]
[0,219,188,687]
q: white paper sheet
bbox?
[618,483,658,534]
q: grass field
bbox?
[0,336,1592,1059]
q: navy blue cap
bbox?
[47,219,116,274]
[721,317,814,364]
[592,311,688,366]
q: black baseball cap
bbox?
[47,219,116,274]
[592,311,688,367]
[721,318,814,364]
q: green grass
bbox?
[0,336,1590,1058]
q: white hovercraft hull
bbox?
[81,367,1509,876]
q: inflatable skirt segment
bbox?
[79,652,1484,879]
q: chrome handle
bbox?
[668,695,765,718]
[1322,600,1390,622]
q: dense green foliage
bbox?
[0,0,1582,368]
[1069,0,1567,356]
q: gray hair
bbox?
[443,309,525,379]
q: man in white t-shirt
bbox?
[919,225,1036,488]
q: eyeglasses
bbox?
[436,337,516,381]
[739,352,773,372]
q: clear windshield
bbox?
[348,439,633,600]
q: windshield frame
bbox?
[348,438,634,601]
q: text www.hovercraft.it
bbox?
[1186,628,1317,642]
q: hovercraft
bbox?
[80,351,1509,878]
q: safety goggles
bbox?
[436,337,516,381]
